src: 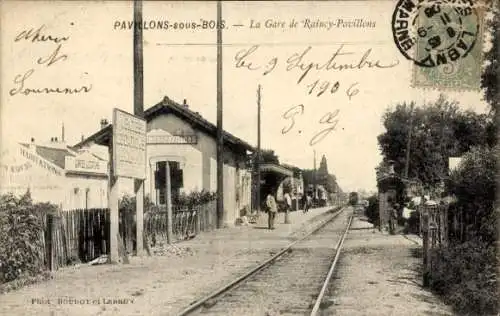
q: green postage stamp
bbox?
[392,0,486,91]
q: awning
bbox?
[259,163,293,177]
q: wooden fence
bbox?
[41,200,218,270]
[145,199,217,244]
[41,208,109,271]
[419,203,449,287]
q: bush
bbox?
[430,241,498,315]
[405,210,420,235]
[448,146,496,244]
[120,191,216,214]
[175,190,216,209]
[431,146,498,314]
[0,191,50,284]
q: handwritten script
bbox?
[234,44,398,145]
[10,24,92,96]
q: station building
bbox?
[73,96,254,226]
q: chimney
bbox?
[30,137,36,150]
[183,99,188,108]
[81,135,85,142]
[61,123,65,142]
[100,119,108,130]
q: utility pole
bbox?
[404,103,415,180]
[133,0,144,254]
[216,0,224,229]
[256,84,262,215]
[313,150,317,205]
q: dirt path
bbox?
[320,217,453,316]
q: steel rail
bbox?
[176,206,346,316]
[310,214,354,316]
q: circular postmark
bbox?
[392,0,480,67]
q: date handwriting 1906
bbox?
[236,44,394,146]
[10,24,92,97]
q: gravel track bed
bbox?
[190,211,351,316]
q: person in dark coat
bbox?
[266,192,278,229]
[389,202,399,235]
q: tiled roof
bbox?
[20,143,76,169]
[73,96,255,153]
[146,97,254,152]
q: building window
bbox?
[155,161,184,205]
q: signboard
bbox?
[65,155,107,175]
[146,129,197,144]
[112,108,147,179]
[147,134,197,144]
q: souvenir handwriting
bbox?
[10,24,92,96]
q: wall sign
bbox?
[65,155,107,174]
[147,134,198,144]
[112,108,147,179]
[19,147,63,176]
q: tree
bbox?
[481,4,499,115]
[246,149,280,169]
[378,96,493,187]
[260,149,279,164]
[448,146,496,244]
[302,168,340,195]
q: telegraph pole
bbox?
[133,0,144,254]
[313,150,317,204]
[216,0,224,229]
[404,103,415,180]
[256,84,262,215]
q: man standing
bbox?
[266,191,278,230]
[389,202,399,235]
[305,192,312,213]
[284,191,292,223]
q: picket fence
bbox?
[145,200,217,244]
[41,200,218,270]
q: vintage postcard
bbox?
[0,1,498,315]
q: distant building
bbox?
[0,138,108,209]
[73,96,254,226]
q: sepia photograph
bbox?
[0,0,498,315]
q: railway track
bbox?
[177,206,353,316]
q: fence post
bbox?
[47,214,56,272]
[166,162,173,244]
[440,205,448,247]
[195,208,201,235]
[422,211,430,287]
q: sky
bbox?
[0,1,490,192]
